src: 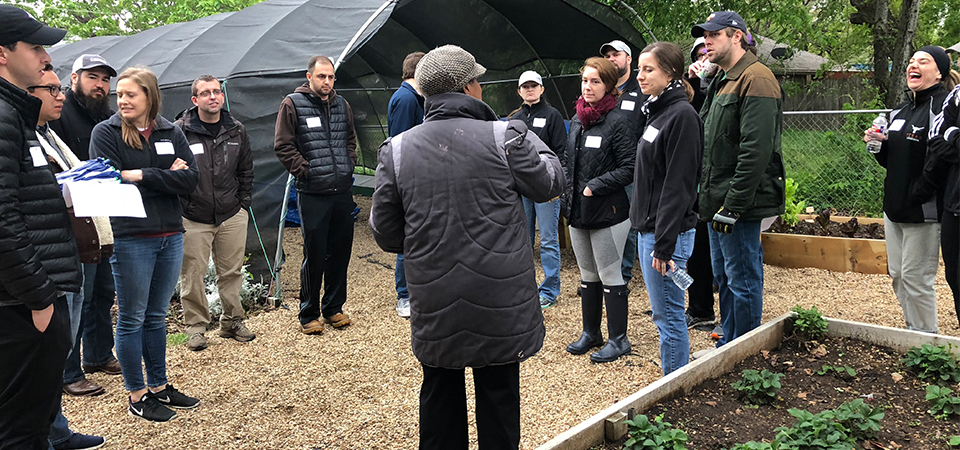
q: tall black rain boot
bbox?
[566,281,604,355]
[590,285,631,363]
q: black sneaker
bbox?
[151,384,201,410]
[129,394,176,422]
[685,313,715,330]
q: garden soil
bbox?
[63,195,960,449]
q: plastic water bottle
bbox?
[667,266,694,290]
[866,113,887,154]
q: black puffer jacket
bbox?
[874,84,949,223]
[90,114,199,237]
[49,89,113,161]
[0,77,81,310]
[370,92,564,369]
[631,85,703,260]
[561,107,635,229]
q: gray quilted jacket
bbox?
[370,92,564,369]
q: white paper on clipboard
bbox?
[62,181,146,218]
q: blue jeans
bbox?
[622,184,637,283]
[709,220,764,347]
[640,228,695,375]
[49,291,83,447]
[395,254,408,300]
[522,197,561,302]
[112,234,183,392]
[62,260,116,384]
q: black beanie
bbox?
[920,46,950,81]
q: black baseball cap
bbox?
[0,5,67,46]
[692,11,747,38]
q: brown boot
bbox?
[323,312,351,328]
[63,379,105,397]
[220,320,256,342]
[301,319,324,335]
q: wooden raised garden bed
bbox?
[762,215,887,275]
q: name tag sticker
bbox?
[155,141,175,155]
[29,146,46,167]
[306,117,322,128]
[621,100,635,111]
[642,126,660,143]
[532,118,547,128]
[189,143,204,155]
[889,119,905,132]
[585,136,602,148]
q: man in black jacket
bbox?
[274,55,357,334]
[177,75,256,351]
[0,7,82,449]
[50,54,121,398]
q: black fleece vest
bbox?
[288,93,353,194]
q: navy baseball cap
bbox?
[0,5,66,46]
[692,11,748,38]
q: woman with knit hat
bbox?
[561,57,636,363]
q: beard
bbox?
[617,64,628,78]
[74,86,112,119]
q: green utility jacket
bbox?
[699,51,785,222]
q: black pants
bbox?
[0,297,71,450]
[420,362,520,450]
[686,220,716,318]
[943,212,960,327]
[296,191,354,324]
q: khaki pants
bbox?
[180,209,248,335]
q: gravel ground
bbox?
[62,195,960,449]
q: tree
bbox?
[37,0,265,39]
[850,0,921,108]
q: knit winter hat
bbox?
[919,46,951,82]
[415,45,486,97]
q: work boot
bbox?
[590,284,631,363]
[566,281,604,355]
[220,319,256,342]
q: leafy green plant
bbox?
[166,332,188,347]
[829,399,884,440]
[902,344,960,385]
[774,408,855,450]
[732,369,785,404]
[726,442,778,450]
[926,385,960,418]
[782,178,806,226]
[949,435,960,446]
[817,365,857,379]
[790,305,828,341]
[622,414,689,450]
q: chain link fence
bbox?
[782,110,890,217]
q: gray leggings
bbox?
[569,219,632,286]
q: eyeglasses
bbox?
[27,84,62,96]
[195,89,223,98]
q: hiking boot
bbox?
[685,313,715,330]
[220,320,256,342]
[539,295,557,309]
[52,432,105,450]
[187,333,208,351]
[324,312,352,328]
[151,384,200,410]
[301,319,324,335]
[567,281,604,355]
[128,394,176,422]
[82,358,121,375]
[711,324,724,340]
[396,297,411,318]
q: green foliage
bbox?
[774,408,856,450]
[782,178,805,226]
[902,344,960,385]
[817,365,857,379]
[829,399,884,440]
[950,435,960,446]
[166,333,188,347]
[790,305,829,341]
[622,414,689,450]
[925,385,960,418]
[732,369,785,405]
[726,442,778,450]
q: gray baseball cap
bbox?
[415,45,486,97]
[72,54,117,77]
[600,40,631,57]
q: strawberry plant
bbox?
[790,305,828,341]
[828,399,884,440]
[622,413,688,450]
[926,385,960,418]
[816,365,857,380]
[732,369,784,405]
[774,408,855,450]
[902,344,960,385]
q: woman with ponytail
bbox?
[562,57,635,363]
[89,67,200,422]
[632,42,703,375]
